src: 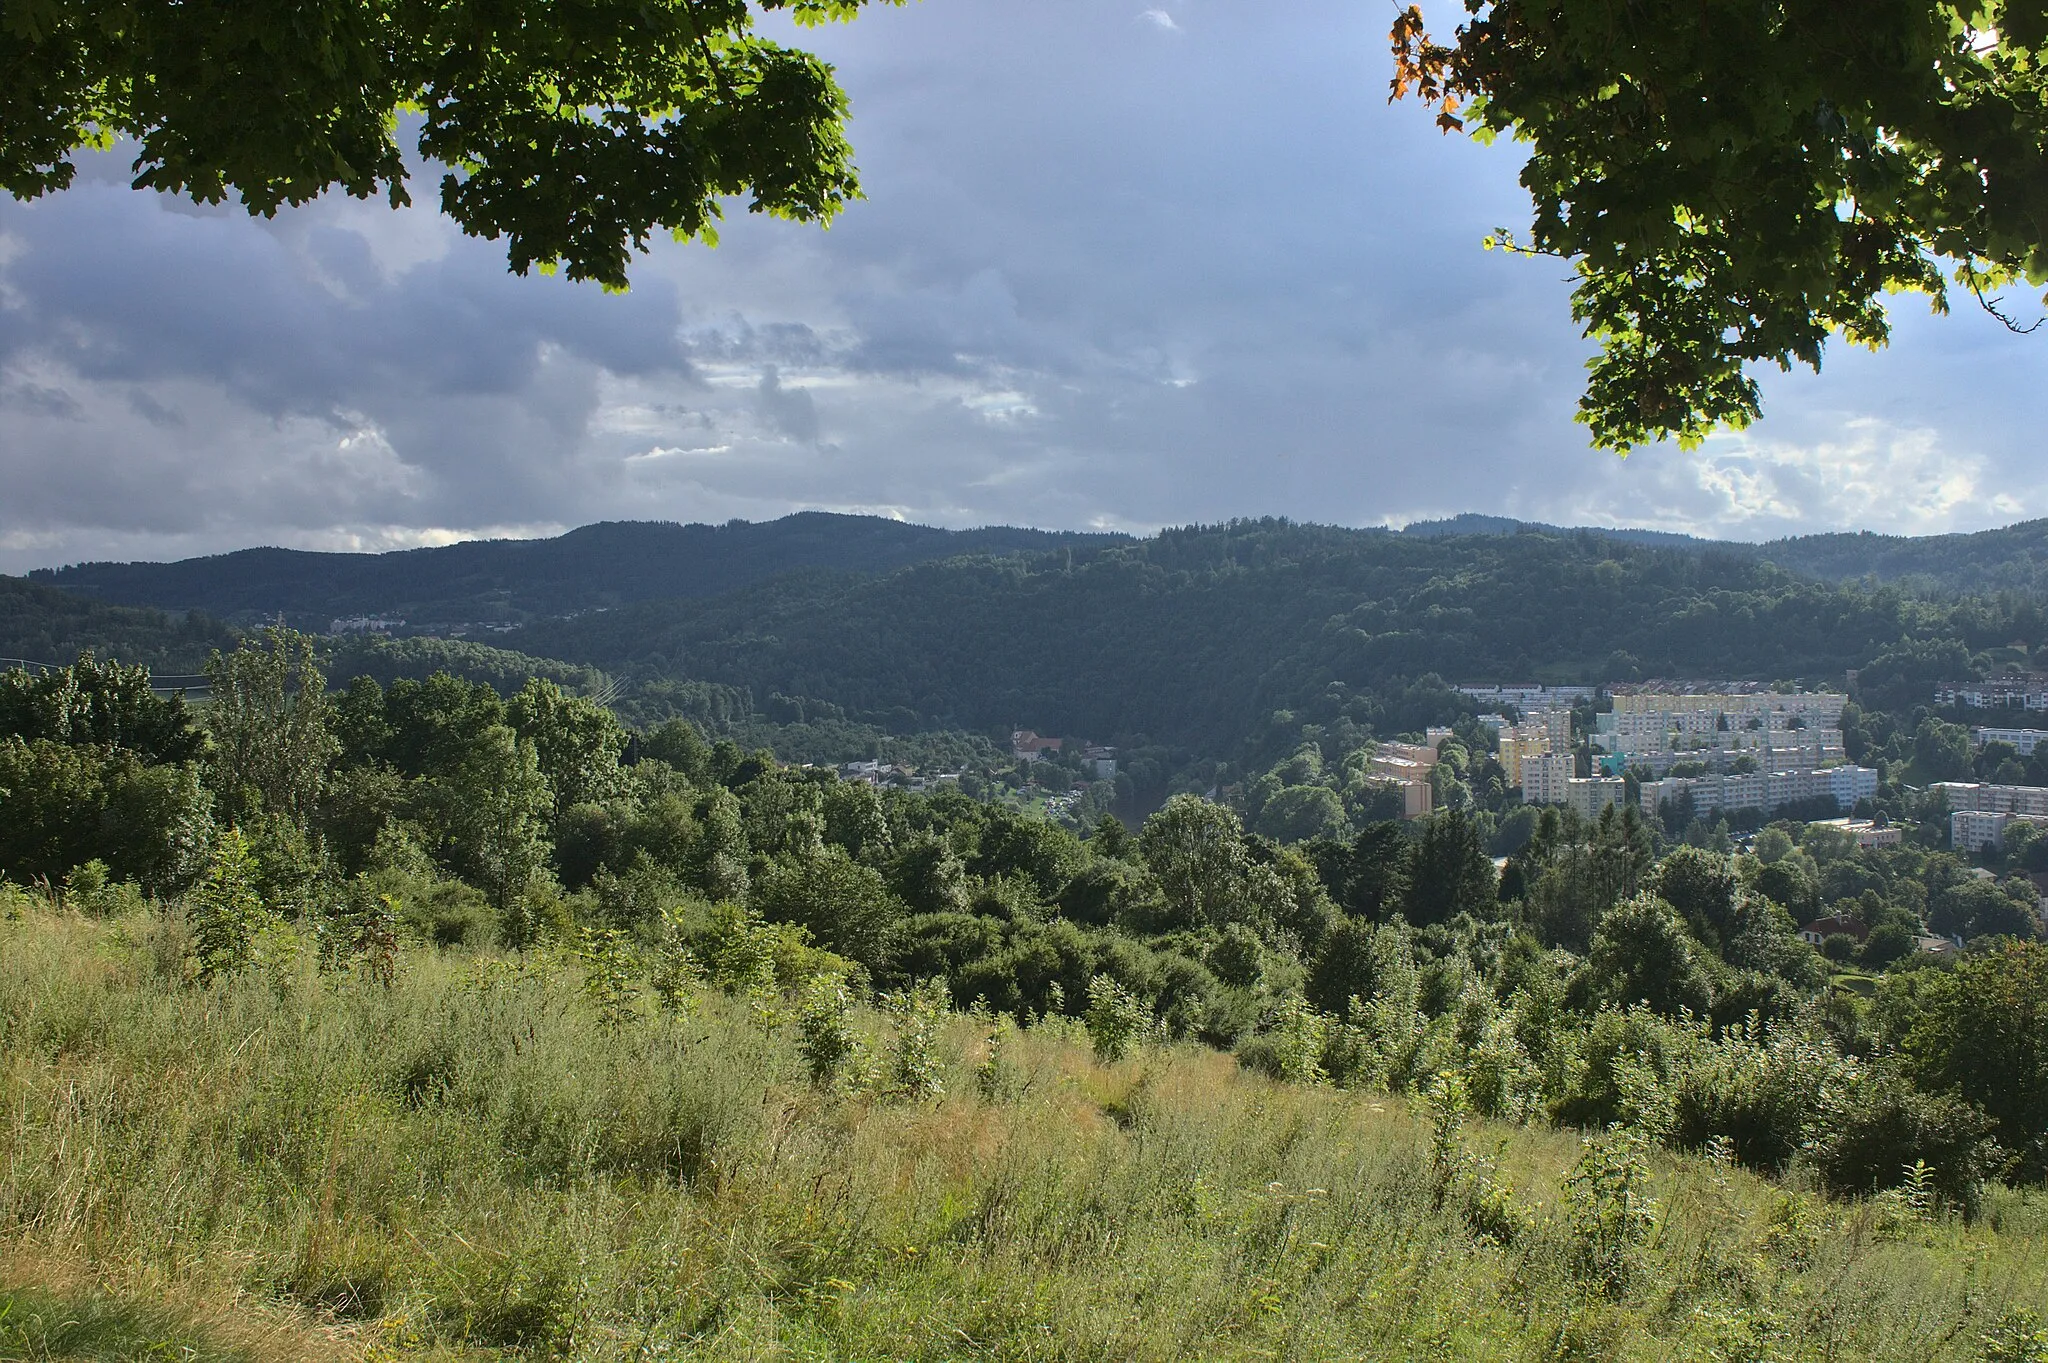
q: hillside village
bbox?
[815,673,2048,958]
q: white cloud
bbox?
[1140,9,1182,32]
[1530,416,2038,541]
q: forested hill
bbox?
[506,520,2039,760]
[31,514,1128,628]
[0,575,236,676]
[1400,514,2048,595]
[33,512,2048,634]
[1758,520,2048,595]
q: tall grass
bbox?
[3,899,2046,1361]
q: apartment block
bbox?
[1936,675,2048,710]
[1638,764,1878,820]
[1952,809,2048,853]
[1566,776,1626,821]
[1521,751,1574,805]
[1929,781,2048,818]
[1808,817,1903,849]
[1594,687,1848,776]
[1368,741,1439,820]
[1974,728,2048,756]
[1457,684,1598,709]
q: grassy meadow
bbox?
[4,895,2047,1363]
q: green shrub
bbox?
[973,1022,1018,1102]
[1668,1018,1846,1173]
[186,828,271,983]
[796,973,866,1091]
[1083,973,1150,1063]
[1265,994,1329,1085]
[1563,1127,1660,1298]
[883,979,948,1102]
[576,925,642,1035]
[1808,1066,2000,1210]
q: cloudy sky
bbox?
[3,0,2045,572]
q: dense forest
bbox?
[0,574,236,677]
[504,521,2044,767]
[1391,514,2048,597]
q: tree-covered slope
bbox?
[1757,520,2048,596]
[32,514,1130,627]
[508,521,2035,757]
[0,575,235,676]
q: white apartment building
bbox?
[1936,676,2048,710]
[1974,728,2048,756]
[1638,764,1879,820]
[1930,781,2048,818]
[1951,809,2048,853]
[1521,750,1574,805]
[1457,684,1598,708]
[1594,689,1848,775]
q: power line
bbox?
[0,656,209,679]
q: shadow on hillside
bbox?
[0,1285,251,1363]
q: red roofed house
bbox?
[1012,730,1063,762]
[1798,915,1869,947]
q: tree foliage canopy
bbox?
[1,0,898,288]
[1392,0,2048,449]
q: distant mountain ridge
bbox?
[1757,521,2048,595]
[1398,513,2048,593]
[33,514,1130,628]
[26,511,2048,641]
[1395,514,1721,552]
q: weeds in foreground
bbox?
[1,902,2045,1361]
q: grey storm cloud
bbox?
[3,0,2046,571]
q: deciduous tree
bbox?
[1391,0,2048,450]
[3,0,901,289]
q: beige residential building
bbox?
[1521,750,1574,805]
[1952,809,2048,853]
[1368,741,1439,820]
[1498,708,1572,789]
[1566,776,1627,821]
[1607,688,1846,725]
[1808,818,1903,849]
